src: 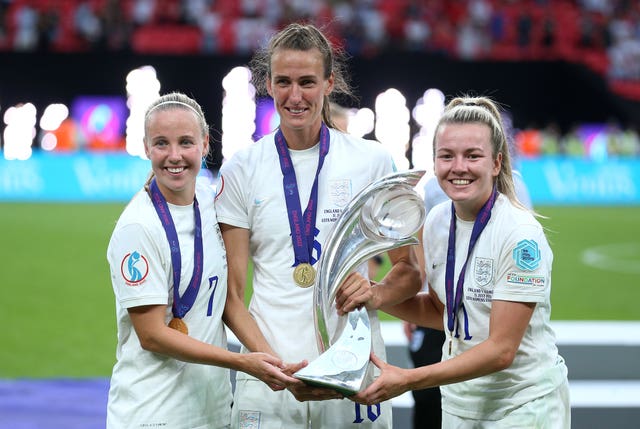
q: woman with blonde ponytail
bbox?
[354,95,570,428]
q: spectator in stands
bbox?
[35,7,59,51]
[131,0,155,26]
[561,124,587,156]
[74,1,102,48]
[100,0,132,51]
[13,1,39,51]
[516,10,533,48]
[541,122,562,156]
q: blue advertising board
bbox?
[1,153,639,204]
[518,157,640,205]
[0,153,150,202]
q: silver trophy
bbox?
[294,170,427,395]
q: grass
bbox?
[536,206,640,320]
[0,203,638,377]
[0,203,124,378]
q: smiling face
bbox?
[434,122,502,221]
[266,48,334,148]
[144,107,209,205]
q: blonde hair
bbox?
[144,92,208,139]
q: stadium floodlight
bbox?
[125,66,161,159]
[3,103,37,161]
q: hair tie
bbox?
[146,101,201,118]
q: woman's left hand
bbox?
[351,353,410,405]
[334,272,376,315]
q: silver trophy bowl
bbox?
[294,170,426,395]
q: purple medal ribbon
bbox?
[445,185,498,344]
[274,123,330,267]
[149,178,204,320]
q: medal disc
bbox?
[168,317,189,335]
[293,263,316,288]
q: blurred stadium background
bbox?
[1,0,640,428]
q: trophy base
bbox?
[294,308,371,396]
[295,373,361,397]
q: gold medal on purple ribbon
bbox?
[168,317,189,335]
[293,262,316,288]
[275,126,329,291]
[148,178,203,341]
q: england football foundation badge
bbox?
[513,239,541,271]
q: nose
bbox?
[167,143,182,162]
[451,155,466,173]
[289,84,303,103]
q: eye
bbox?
[153,139,168,147]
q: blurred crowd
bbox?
[514,120,640,159]
[0,0,639,81]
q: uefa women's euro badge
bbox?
[294,170,427,395]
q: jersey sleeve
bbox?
[492,223,551,303]
[373,141,397,177]
[107,222,170,309]
[215,154,250,229]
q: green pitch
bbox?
[0,203,638,378]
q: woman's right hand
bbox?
[241,352,300,391]
[281,360,344,401]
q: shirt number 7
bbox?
[207,275,219,317]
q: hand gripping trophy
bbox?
[294,170,427,395]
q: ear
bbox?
[202,134,210,158]
[144,139,150,159]
[266,77,273,98]
[493,152,503,177]
[324,72,335,96]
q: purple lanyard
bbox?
[149,178,203,319]
[274,124,330,267]
[445,185,498,339]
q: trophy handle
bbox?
[313,170,427,354]
[295,170,426,395]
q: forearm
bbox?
[370,246,422,308]
[130,306,249,370]
[219,224,275,356]
[380,292,443,330]
[407,338,510,391]
[223,294,276,356]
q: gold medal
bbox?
[168,317,189,335]
[293,263,316,288]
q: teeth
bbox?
[290,109,304,113]
[168,167,184,173]
[452,179,470,185]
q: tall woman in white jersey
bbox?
[353,96,571,428]
[106,92,297,429]
[215,23,422,429]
